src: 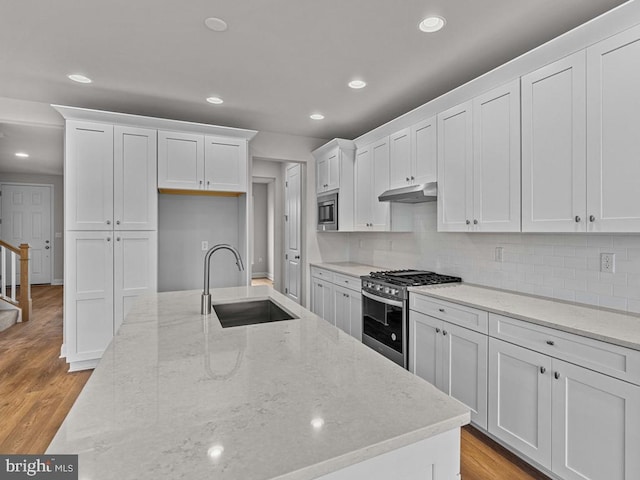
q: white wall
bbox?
[341,203,640,314]
[252,183,269,277]
[0,172,64,283]
[157,194,243,292]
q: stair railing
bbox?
[0,241,31,322]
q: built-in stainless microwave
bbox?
[317,192,338,231]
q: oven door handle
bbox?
[361,290,404,308]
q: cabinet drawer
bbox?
[333,273,361,292]
[410,295,488,334]
[489,313,640,386]
[311,267,334,282]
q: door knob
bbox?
[294,255,300,259]
[45,245,50,249]
[45,240,50,244]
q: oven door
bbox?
[361,290,406,368]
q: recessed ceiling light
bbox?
[418,16,446,33]
[67,74,92,84]
[15,152,29,158]
[348,80,367,89]
[205,17,228,32]
[207,445,224,459]
[310,114,325,120]
[206,96,224,105]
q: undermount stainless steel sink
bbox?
[213,299,297,328]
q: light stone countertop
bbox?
[47,286,469,480]
[410,283,640,351]
[310,262,384,278]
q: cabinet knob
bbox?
[406,177,410,182]
[116,237,121,242]
[106,237,111,242]
[473,219,478,225]
[546,340,555,346]
[442,330,447,336]
[554,371,561,380]
[575,215,581,223]
[207,181,210,187]
[116,220,120,225]
[540,366,546,374]
[438,308,445,313]
[45,245,50,249]
[466,220,470,225]
[435,328,441,333]
[589,215,596,222]
[106,220,111,225]
[411,176,415,181]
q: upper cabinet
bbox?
[389,117,437,190]
[65,121,157,231]
[316,146,340,194]
[354,137,390,231]
[158,131,248,193]
[438,80,520,232]
[586,24,640,232]
[521,52,587,233]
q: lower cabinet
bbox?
[409,311,488,429]
[489,336,640,479]
[311,267,362,342]
[334,285,362,342]
[65,230,157,371]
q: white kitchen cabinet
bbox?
[312,277,335,325]
[65,121,114,231]
[521,52,587,232]
[586,24,640,232]
[334,285,362,342]
[410,311,488,429]
[389,117,437,190]
[65,230,157,371]
[438,80,520,232]
[551,359,640,480]
[114,126,158,230]
[354,138,390,231]
[488,337,553,469]
[316,146,340,194]
[158,131,248,193]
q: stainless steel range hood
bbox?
[378,182,437,203]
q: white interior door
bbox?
[1,184,52,284]
[284,163,301,303]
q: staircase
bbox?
[0,241,31,332]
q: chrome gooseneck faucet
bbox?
[201,244,245,315]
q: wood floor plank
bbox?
[0,285,549,480]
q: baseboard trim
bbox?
[52,279,64,286]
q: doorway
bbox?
[251,178,275,287]
[0,183,54,285]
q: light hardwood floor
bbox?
[251,277,274,287]
[0,285,549,479]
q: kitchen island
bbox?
[48,286,469,479]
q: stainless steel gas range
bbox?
[361,270,462,368]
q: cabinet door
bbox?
[488,338,552,469]
[114,126,157,230]
[65,231,114,363]
[334,285,350,334]
[354,146,372,230]
[521,52,586,232]
[437,101,473,232]
[114,231,158,332]
[157,131,204,190]
[316,155,328,193]
[371,138,390,230]
[441,322,488,429]
[204,136,247,192]
[326,148,340,192]
[389,128,412,189]
[348,290,362,342]
[586,25,640,232]
[311,278,325,317]
[551,359,640,480]
[411,117,437,185]
[409,311,443,388]
[472,80,521,232]
[65,121,114,230]
[323,280,336,326]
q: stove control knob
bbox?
[384,287,391,294]
[375,285,383,291]
[391,333,397,341]
[391,288,399,295]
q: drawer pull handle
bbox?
[554,371,561,380]
[540,366,546,374]
[546,340,555,346]
[435,328,440,333]
[438,308,445,313]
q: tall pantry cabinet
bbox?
[62,118,158,371]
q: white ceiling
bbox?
[0,0,629,174]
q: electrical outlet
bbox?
[600,253,615,273]
[201,240,209,251]
[495,247,504,262]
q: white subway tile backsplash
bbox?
[340,205,640,313]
